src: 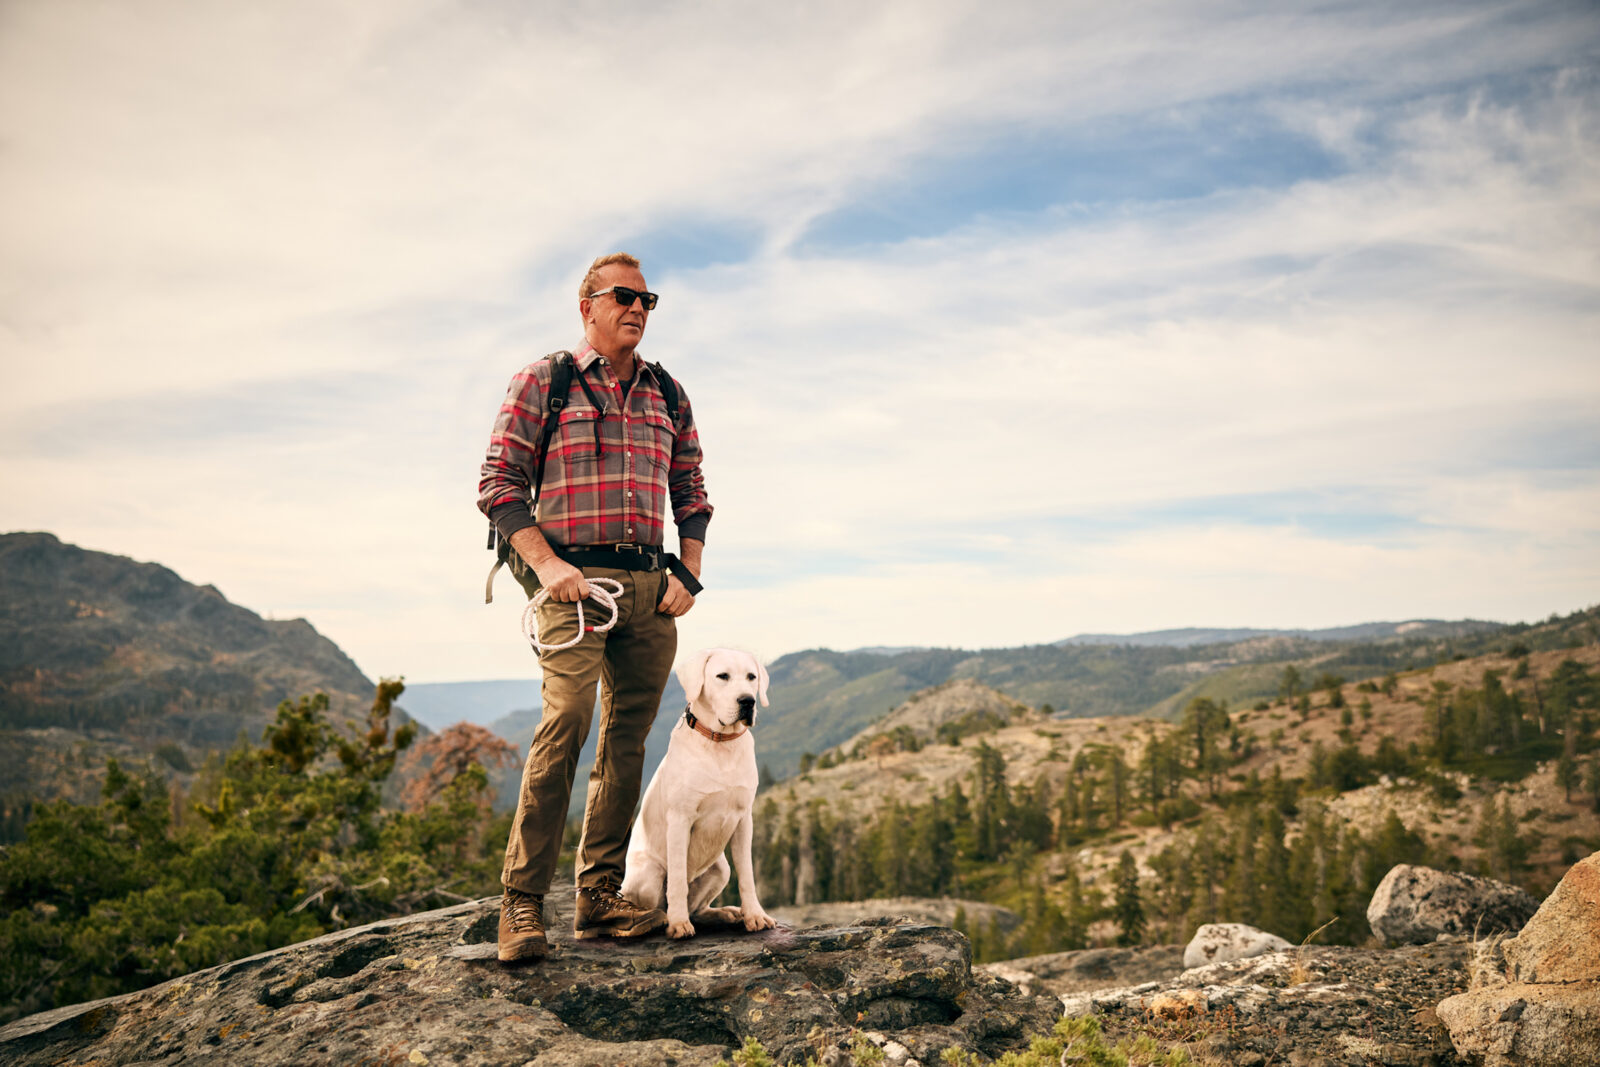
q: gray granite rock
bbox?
[1437,851,1600,1066]
[0,895,1058,1066]
[1436,981,1600,1067]
[1367,864,1540,946]
[1502,849,1600,985]
[1182,922,1292,970]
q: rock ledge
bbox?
[0,895,1057,1066]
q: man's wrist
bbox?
[509,527,559,571]
[677,538,703,579]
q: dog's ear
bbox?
[677,649,715,707]
[756,658,769,708]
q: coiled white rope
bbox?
[519,577,624,653]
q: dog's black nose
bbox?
[736,694,756,724]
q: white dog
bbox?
[621,648,777,939]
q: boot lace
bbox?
[504,889,542,930]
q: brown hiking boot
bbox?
[498,888,548,962]
[573,881,666,940]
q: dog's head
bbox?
[677,648,769,731]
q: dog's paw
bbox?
[667,919,696,939]
[741,909,776,932]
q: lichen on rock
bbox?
[0,896,1058,1066]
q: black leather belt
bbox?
[553,544,703,595]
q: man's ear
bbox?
[757,659,770,708]
[677,649,714,707]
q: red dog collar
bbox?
[684,708,745,742]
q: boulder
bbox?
[1436,850,1600,1067]
[1366,863,1539,946]
[0,895,1059,1067]
[1182,922,1292,969]
[1435,981,1600,1067]
[1503,849,1600,984]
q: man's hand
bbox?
[657,574,695,617]
[658,538,702,616]
[508,527,589,602]
[532,556,589,602]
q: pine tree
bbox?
[1222,805,1260,926]
[1060,861,1090,950]
[971,741,1009,862]
[1256,807,1293,938]
[1181,698,1231,795]
[1108,749,1129,828]
[1557,750,1579,803]
[1114,851,1145,947]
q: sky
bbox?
[2,0,1598,684]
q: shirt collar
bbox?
[574,341,654,388]
[573,341,606,375]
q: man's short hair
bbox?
[580,253,643,299]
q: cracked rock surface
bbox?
[978,945,1186,998]
[1060,942,1474,1066]
[0,895,1058,1066]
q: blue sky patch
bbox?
[795,105,1349,254]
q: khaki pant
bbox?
[500,565,677,895]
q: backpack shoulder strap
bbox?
[648,360,680,424]
[489,351,574,565]
[531,350,576,499]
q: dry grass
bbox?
[1288,916,1339,985]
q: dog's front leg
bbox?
[665,810,696,939]
[730,812,774,932]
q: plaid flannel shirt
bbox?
[478,342,712,548]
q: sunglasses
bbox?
[589,285,659,311]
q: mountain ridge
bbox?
[0,531,391,810]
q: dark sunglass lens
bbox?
[610,286,639,307]
[639,291,659,310]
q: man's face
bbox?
[582,263,650,357]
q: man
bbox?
[478,253,711,962]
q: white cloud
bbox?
[1,0,1596,680]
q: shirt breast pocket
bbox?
[552,407,600,465]
[630,407,675,473]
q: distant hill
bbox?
[397,680,540,732]
[754,609,1596,778]
[758,635,1600,924]
[1056,620,1499,648]
[831,678,1030,756]
[0,532,387,808]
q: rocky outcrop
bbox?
[1436,851,1600,1067]
[1435,984,1600,1067]
[1182,922,1292,970]
[1499,850,1600,985]
[0,895,1058,1067]
[1060,943,1473,1066]
[1367,864,1540,946]
[978,945,1185,998]
[771,897,1020,936]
